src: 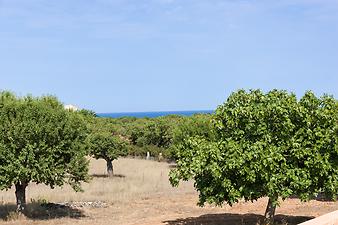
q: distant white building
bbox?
[64,104,79,111]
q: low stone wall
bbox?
[299,210,338,225]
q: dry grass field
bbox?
[0,158,337,225]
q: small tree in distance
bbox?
[0,91,90,212]
[170,89,338,225]
[87,132,128,177]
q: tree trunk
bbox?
[263,196,277,225]
[15,182,28,213]
[106,159,113,177]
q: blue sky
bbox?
[0,0,337,113]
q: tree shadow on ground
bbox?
[91,173,126,178]
[163,213,314,225]
[0,202,85,221]
[168,164,177,169]
[289,194,337,202]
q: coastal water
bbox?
[97,110,213,118]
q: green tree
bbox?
[140,117,174,148]
[122,116,177,158]
[170,89,338,224]
[171,114,213,159]
[0,92,90,212]
[78,109,97,118]
[87,132,128,177]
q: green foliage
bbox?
[170,89,338,209]
[137,117,177,148]
[0,91,90,192]
[172,114,213,143]
[87,131,128,161]
[84,113,213,160]
[120,116,182,158]
[171,114,214,159]
[86,117,129,176]
[78,109,97,118]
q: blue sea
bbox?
[97,110,213,118]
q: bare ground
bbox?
[0,158,337,225]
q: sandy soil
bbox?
[1,158,337,225]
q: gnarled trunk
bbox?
[263,196,277,225]
[15,182,28,213]
[106,159,113,177]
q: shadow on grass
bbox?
[91,173,126,178]
[163,213,314,225]
[0,202,85,221]
[312,193,337,202]
[168,164,177,169]
[289,194,337,202]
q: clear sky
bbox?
[0,0,337,113]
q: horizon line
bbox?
[96,109,214,114]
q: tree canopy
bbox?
[87,131,128,177]
[86,113,213,160]
[0,92,90,212]
[170,89,338,224]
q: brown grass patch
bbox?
[0,158,337,225]
[0,158,193,204]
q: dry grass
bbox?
[0,158,194,205]
[0,158,337,225]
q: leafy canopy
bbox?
[87,131,128,161]
[0,91,90,192]
[170,89,338,207]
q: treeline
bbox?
[81,111,214,161]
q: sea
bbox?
[97,110,213,118]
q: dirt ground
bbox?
[1,158,337,225]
